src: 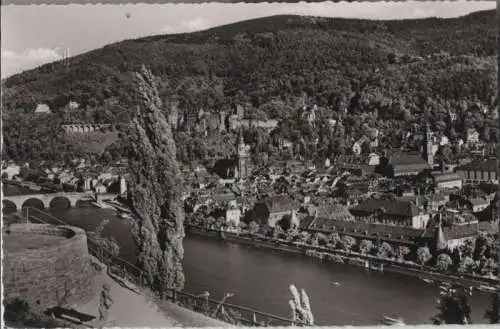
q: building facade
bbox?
[455,159,498,184]
[349,199,430,229]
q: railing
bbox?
[19,208,305,326]
[173,291,300,326]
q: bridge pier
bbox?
[3,192,100,212]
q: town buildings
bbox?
[237,132,251,180]
[455,159,498,184]
[247,195,300,228]
[349,198,430,229]
[2,162,21,179]
[431,172,463,190]
[34,103,51,114]
[226,200,242,226]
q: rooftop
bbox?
[350,199,419,218]
[432,172,462,183]
[456,159,497,172]
[261,195,297,213]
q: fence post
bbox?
[172,290,177,302]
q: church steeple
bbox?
[237,129,249,180]
[435,213,447,251]
[424,122,434,168]
[238,128,245,148]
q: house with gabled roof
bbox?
[455,158,498,184]
[431,171,463,190]
[349,198,430,229]
[390,152,430,177]
[246,195,300,228]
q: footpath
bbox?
[76,259,229,327]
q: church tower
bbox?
[237,130,249,180]
[424,122,434,168]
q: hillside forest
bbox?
[1,11,497,167]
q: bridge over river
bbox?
[2,192,117,213]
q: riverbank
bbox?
[19,206,492,325]
[186,225,500,291]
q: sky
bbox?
[1,1,496,78]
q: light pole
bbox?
[197,291,210,314]
[211,292,235,318]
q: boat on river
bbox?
[370,263,384,272]
[118,212,132,220]
[106,200,132,213]
[477,285,498,293]
[379,316,405,326]
[91,201,115,209]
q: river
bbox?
[8,205,490,326]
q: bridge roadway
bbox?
[3,192,117,212]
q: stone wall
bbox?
[3,224,95,311]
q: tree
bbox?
[480,257,497,276]
[315,233,328,246]
[485,293,500,324]
[98,284,114,325]
[288,284,314,325]
[396,246,411,262]
[432,284,472,325]
[127,66,185,291]
[340,235,357,252]
[459,239,475,258]
[327,231,340,248]
[417,246,432,267]
[3,299,30,323]
[458,256,475,273]
[285,228,299,242]
[359,239,373,255]
[248,221,260,235]
[377,242,394,259]
[436,253,453,272]
[3,298,63,328]
[272,225,284,239]
[227,220,238,230]
[100,237,120,265]
[298,231,311,244]
[88,219,120,264]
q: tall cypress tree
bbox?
[127,65,185,291]
[485,293,500,324]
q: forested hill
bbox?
[2,10,497,163]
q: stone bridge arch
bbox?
[75,197,93,208]
[49,196,72,209]
[21,198,45,210]
[2,200,17,214]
